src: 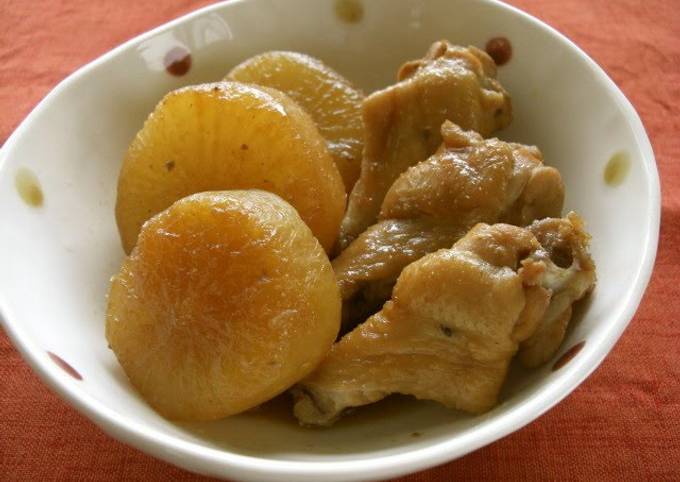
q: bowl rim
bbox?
[0,0,660,480]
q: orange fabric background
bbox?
[1,1,678,480]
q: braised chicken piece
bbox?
[334,121,564,331]
[519,215,597,366]
[338,40,512,249]
[293,215,596,426]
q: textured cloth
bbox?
[1,0,678,480]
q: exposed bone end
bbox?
[518,213,597,367]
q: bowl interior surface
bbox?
[0,0,658,480]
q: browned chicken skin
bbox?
[293,214,596,426]
[333,121,564,331]
[338,41,512,249]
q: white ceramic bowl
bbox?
[0,0,659,480]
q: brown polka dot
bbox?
[485,37,512,66]
[164,47,192,76]
[15,167,43,207]
[552,341,585,371]
[48,352,83,380]
[241,144,249,150]
[411,431,422,437]
[335,0,363,24]
[604,151,630,186]
[165,160,175,171]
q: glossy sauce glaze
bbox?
[552,341,585,371]
[15,167,44,207]
[604,151,630,186]
[164,47,192,76]
[485,37,512,66]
